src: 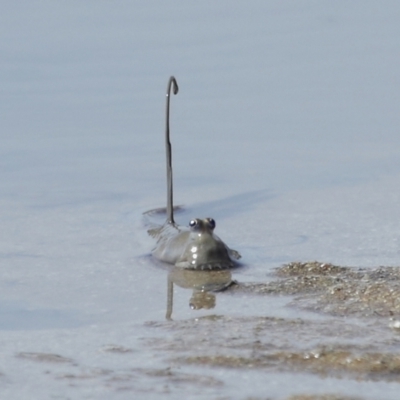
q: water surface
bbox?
[1,1,400,399]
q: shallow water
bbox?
[2,1,400,399]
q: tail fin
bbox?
[165,76,179,224]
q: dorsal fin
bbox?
[165,76,179,224]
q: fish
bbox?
[146,76,241,271]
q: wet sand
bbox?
[141,261,400,399]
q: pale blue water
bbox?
[1,1,400,398]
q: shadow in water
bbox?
[185,189,275,220]
[166,267,234,320]
[144,189,275,227]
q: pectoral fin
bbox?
[147,227,162,238]
[229,249,241,260]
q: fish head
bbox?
[175,217,236,270]
[188,218,216,234]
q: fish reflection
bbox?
[166,267,233,320]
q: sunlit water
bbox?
[1,1,400,399]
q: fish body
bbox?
[149,218,240,270]
[147,76,241,271]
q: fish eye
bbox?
[189,219,198,228]
[207,218,216,229]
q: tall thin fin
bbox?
[165,76,179,224]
